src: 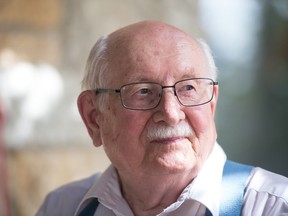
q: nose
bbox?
[152,89,185,126]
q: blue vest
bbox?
[78,160,253,216]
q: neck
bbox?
[118,170,195,216]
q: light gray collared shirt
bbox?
[36,144,288,216]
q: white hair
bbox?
[81,35,109,90]
[196,38,218,80]
[81,36,218,91]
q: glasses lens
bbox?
[175,79,214,106]
[120,83,162,109]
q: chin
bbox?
[156,156,198,175]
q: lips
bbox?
[150,136,186,144]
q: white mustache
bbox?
[147,122,194,141]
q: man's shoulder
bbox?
[57,173,102,194]
[243,167,288,215]
[36,173,102,216]
[249,167,288,197]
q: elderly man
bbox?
[37,21,288,216]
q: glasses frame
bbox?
[95,78,218,110]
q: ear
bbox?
[210,85,219,118]
[77,90,102,147]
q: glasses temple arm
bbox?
[95,88,121,94]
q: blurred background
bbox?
[0,0,287,215]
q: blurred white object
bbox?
[0,49,63,147]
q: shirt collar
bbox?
[75,165,133,216]
[75,143,226,216]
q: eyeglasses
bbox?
[95,78,218,110]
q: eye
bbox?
[137,88,152,95]
[181,85,195,91]
[122,83,159,99]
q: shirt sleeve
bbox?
[35,173,101,216]
[242,167,288,215]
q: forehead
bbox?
[105,25,208,85]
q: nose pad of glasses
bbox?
[160,88,177,97]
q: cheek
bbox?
[103,112,152,171]
[100,105,149,156]
[186,106,216,155]
[97,103,122,150]
[188,107,214,134]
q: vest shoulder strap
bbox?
[206,160,253,216]
[220,160,253,216]
[78,198,99,216]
